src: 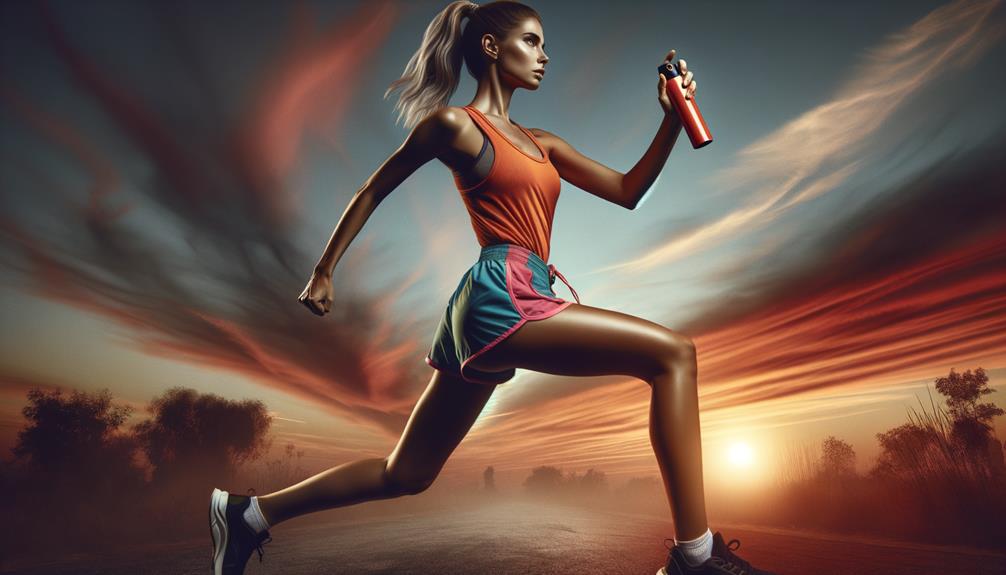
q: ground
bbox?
[3,499,1003,574]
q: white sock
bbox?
[242,496,271,534]
[675,527,713,567]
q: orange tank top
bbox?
[454,105,562,263]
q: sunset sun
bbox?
[727,442,755,468]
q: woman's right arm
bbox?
[312,109,459,278]
[299,108,462,316]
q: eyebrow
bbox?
[524,32,545,49]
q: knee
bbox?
[382,457,436,496]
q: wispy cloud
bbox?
[592,0,1002,275]
[0,1,425,438]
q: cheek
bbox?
[511,45,536,63]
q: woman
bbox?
[209,2,778,574]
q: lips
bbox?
[533,69,545,76]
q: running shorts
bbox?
[425,243,581,385]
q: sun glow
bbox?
[727,442,755,468]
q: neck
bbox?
[468,63,516,122]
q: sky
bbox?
[1,0,1005,495]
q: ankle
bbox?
[243,495,272,534]
[674,527,713,567]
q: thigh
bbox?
[467,302,691,381]
[385,369,496,483]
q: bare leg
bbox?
[467,303,708,540]
[256,370,496,527]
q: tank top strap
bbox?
[463,106,548,163]
[513,122,543,150]
[462,106,505,146]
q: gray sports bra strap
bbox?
[474,130,488,165]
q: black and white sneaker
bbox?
[209,487,273,574]
[658,531,779,575]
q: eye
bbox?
[525,37,535,45]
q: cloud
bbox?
[682,130,1006,335]
[0,1,437,439]
[592,0,1003,275]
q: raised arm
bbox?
[312,109,457,277]
[532,113,683,211]
[534,50,697,211]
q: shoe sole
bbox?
[210,488,229,575]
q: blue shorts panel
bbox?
[426,243,574,385]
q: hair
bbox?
[384,0,542,130]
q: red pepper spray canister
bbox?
[658,60,712,149]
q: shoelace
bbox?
[661,536,751,575]
[708,538,751,575]
[246,488,273,563]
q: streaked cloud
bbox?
[0,1,425,438]
[593,0,1002,275]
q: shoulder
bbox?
[528,127,566,155]
[405,107,476,157]
[419,106,473,137]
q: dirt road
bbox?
[4,500,1003,574]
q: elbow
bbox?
[623,190,641,211]
[619,175,640,210]
[626,179,659,211]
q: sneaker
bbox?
[657,531,778,575]
[209,487,273,574]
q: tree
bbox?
[11,387,142,489]
[483,465,496,491]
[934,367,1003,453]
[132,387,271,486]
[523,465,564,493]
[576,468,609,493]
[819,436,857,480]
[870,423,937,480]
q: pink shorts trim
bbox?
[425,354,512,385]
[456,254,575,384]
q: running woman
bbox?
[209,2,778,574]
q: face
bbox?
[485,17,549,89]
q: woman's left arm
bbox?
[535,50,696,211]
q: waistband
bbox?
[478,243,580,304]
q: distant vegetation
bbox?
[735,367,1005,548]
[0,386,309,562]
[1,366,1002,564]
[509,367,1005,549]
[523,465,610,498]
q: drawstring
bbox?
[547,263,580,304]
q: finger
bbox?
[679,59,687,74]
[665,48,675,62]
[302,298,321,315]
[683,71,693,87]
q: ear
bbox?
[481,33,499,61]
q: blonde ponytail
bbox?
[384,1,542,130]
[384,1,477,130]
